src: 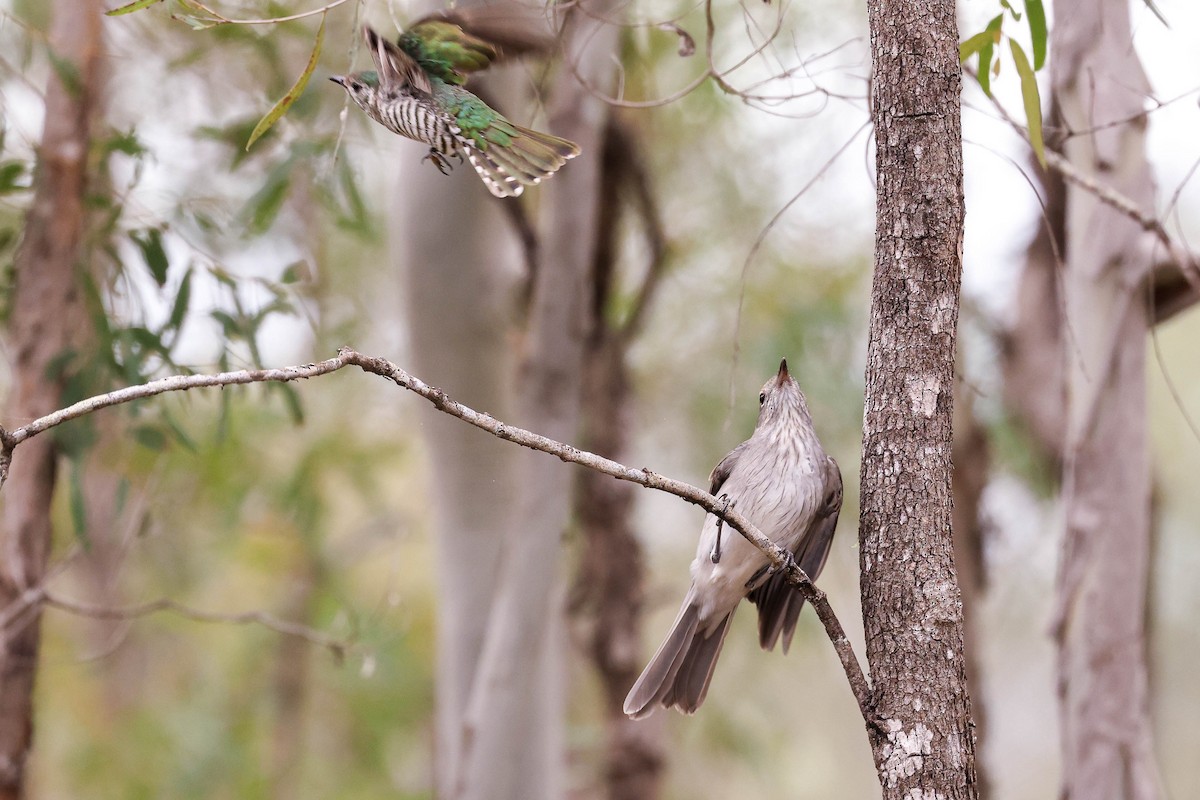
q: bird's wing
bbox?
[708,441,751,496]
[401,7,557,85]
[363,25,431,94]
[747,455,843,653]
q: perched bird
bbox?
[331,19,580,198]
[624,359,843,719]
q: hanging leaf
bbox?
[105,0,162,17]
[1025,0,1048,70]
[246,14,326,151]
[130,228,169,286]
[976,15,1003,96]
[1010,39,1045,167]
[960,31,998,62]
[69,462,90,549]
[166,267,193,332]
[132,425,169,451]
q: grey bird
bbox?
[624,359,842,719]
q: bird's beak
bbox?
[776,358,790,386]
[329,75,345,86]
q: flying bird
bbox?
[331,17,580,198]
[624,359,843,718]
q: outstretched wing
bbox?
[363,25,431,94]
[400,7,557,85]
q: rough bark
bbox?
[454,7,616,796]
[1050,2,1165,797]
[0,2,104,797]
[860,0,978,796]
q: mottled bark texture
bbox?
[569,119,666,800]
[452,5,617,799]
[1050,2,1165,797]
[0,2,104,797]
[860,0,978,796]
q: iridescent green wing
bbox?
[399,8,556,86]
[398,17,497,86]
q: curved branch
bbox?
[340,348,874,721]
[0,347,874,725]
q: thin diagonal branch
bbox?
[340,348,874,721]
[0,347,874,724]
[966,71,1200,302]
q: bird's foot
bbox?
[709,494,736,564]
[423,149,455,176]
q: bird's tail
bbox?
[459,124,580,198]
[623,600,735,719]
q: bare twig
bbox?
[175,0,351,26]
[0,347,874,723]
[42,592,350,659]
[966,70,1200,295]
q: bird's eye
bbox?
[350,81,362,91]
[759,392,766,405]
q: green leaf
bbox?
[976,15,1003,96]
[167,267,193,331]
[1000,0,1022,20]
[105,0,162,16]
[1025,0,1048,70]
[246,14,326,151]
[960,31,999,62]
[132,425,169,451]
[69,462,90,549]
[0,161,27,194]
[162,410,198,453]
[240,161,293,234]
[130,228,169,286]
[211,309,243,339]
[1010,39,1046,167]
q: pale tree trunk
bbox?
[860,0,978,796]
[454,6,616,798]
[0,1,104,797]
[394,76,522,799]
[1050,2,1165,797]
[1000,103,1068,466]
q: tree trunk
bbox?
[454,7,616,798]
[1000,102,1068,467]
[394,65,523,800]
[1050,2,1164,797]
[0,2,104,797]
[569,118,667,798]
[860,0,978,796]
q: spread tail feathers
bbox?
[459,125,580,198]
[623,602,734,719]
